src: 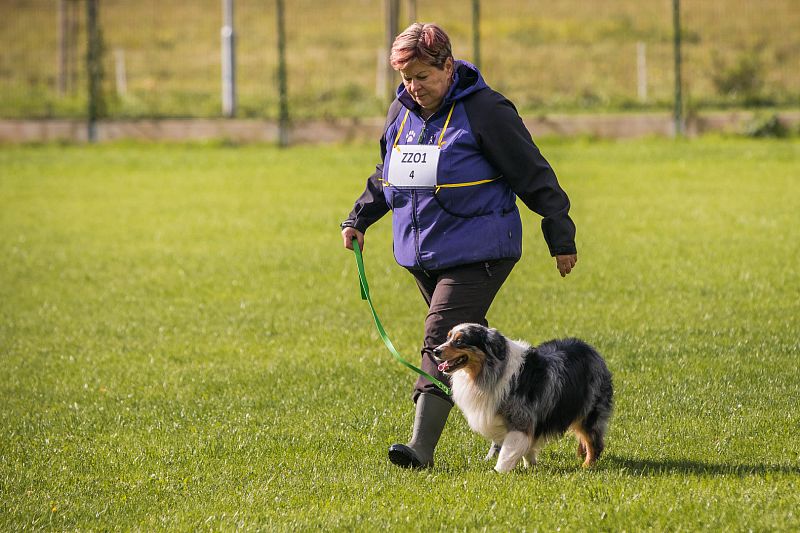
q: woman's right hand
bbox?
[342,227,365,251]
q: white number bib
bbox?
[387,145,440,188]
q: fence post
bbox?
[115,48,127,96]
[57,1,80,97]
[221,0,236,117]
[58,0,68,96]
[406,0,416,23]
[86,0,103,142]
[672,0,684,137]
[69,0,79,93]
[276,0,289,147]
[384,0,399,103]
[472,0,480,70]
[637,42,647,102]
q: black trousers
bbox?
[409,259,516,405]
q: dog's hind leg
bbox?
[571,424,596,467]
[579,374,613,467]
[576,436,587,459]
[579,405,611,467]
[582,432,602,468]
[574,421,609,468]
[586,427,607,466]
[484,441,502,461]
[494,431,530,473]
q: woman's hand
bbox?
[342,227,365,251]
[556,254,577,277]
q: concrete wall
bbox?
[1,111,798,144]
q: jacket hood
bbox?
[396,60,487,111]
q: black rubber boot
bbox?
[388,393,452,469]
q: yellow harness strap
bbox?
[434,177,500,194]
[393,103,455,150]
[437,103,455,148]
[388,103,498,192]
[392,109,411,149]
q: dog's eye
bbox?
[453,338,463,347]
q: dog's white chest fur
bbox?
[450,338,528,443]
[451,375,507,441]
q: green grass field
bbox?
[1,137,799,530]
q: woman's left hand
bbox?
[556,254,577,277]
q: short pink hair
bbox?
[390,23,453,70]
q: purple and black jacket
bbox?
[342,61,576,272]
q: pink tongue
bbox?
[437,361,450,372]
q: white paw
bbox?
[484,443,501,461]
[494,462,514,473]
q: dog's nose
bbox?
[432,347,443,359]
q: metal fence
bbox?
[1,0,798,124]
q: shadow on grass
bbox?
[602,455,800,477]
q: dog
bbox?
[433,323,613,472]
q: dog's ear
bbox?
[485,328,507,361]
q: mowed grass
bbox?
[1,137,799,530]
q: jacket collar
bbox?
[396,60,487,115]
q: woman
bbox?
[341,23,577,469]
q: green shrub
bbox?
[711,50,766,105]
[743,113,788,137]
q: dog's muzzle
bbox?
[433,346,468,373]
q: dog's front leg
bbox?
[494,431,530,473]
[484,442,501,461]
[522,438,544,468]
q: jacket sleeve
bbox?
[340,100,403,233]
[464,90,577,256]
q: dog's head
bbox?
[433,323,506,378]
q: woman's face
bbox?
[400,57,453,113]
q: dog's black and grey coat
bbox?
[434,324,613,472]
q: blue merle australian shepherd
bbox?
[434,324,613,472]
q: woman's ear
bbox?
[445,57,455,81]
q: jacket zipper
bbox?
[412,189,425,271]
[412,107,445,273]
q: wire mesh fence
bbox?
[1,0,798,121]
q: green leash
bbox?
[351,237,451,396]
